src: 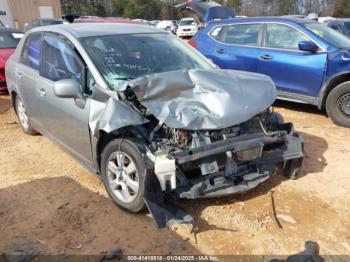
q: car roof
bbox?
[29,22,164,38]
[208,16,314,26]
[0,27,22,33]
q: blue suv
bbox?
[190,17,350,127]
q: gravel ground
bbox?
[1,94,350,257]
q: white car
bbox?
[156,20,177,34]
[176,18,198,38]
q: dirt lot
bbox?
[1,93,350,257]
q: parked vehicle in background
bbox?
[282,15,305,19]
[326,19,350,38]
[80,16,99,19]
[190,17,350,127]
[307,13,319,21]
[177,17,198,38]
[156,20,177,34]
[0,28,23,92]
[318,16,335,24]
[74,17,144,25]
[148,20,160,27]
[24,18,68,32]
[5,23,303,227]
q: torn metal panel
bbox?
[126,69,277,130]
[88,88,149,136]
[143,197,193,228]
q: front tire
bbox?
[326,82,350,128]
[100,139,146,213]
[15,96,37,135]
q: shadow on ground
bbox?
[0,177,200,256]
[274,100,325,116]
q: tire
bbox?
[326,82,350,128]
[15,96,37,135]
[100,139,147,213]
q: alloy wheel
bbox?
[17,98,29,131]
[106,151,139,203]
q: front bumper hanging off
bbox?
[144,123,304,228]
[173,124,304,199]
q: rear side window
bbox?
[21,34,42,70]
[210,24,262,46]
[264,24,309,50]
[40,34,85,86]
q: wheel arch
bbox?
[95,126,148,173]
[319,73,350,109]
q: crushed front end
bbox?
[107,69,305,228]
[146,110,303,201]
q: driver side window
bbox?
[40,34,85,87]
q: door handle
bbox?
[16,72,23,80]
[38,88,46,97]
[260,54,273,60]
[216,49,225,54]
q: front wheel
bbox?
[326,82,350,128]
[100,139,147,213]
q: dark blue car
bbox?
[190,17,350,127]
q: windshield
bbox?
[0,32,23,48]
[81,33,213,90]
[305,22,350,49]
[180,20,196,26]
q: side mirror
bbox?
[54,79,82,99]
[299,41,319,53]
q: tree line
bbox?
[60,0,350,20]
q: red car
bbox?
[0,28,23,92]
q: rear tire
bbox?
[326,82,350,128]
[15,96,37,135]
[100,139,147,213]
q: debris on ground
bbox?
[277,214,297,225]
[99,249,123,261]
[270,191,283,229]
[6,121,17,125]
[57,201,70,210]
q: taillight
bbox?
[188,37,197,48]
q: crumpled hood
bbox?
[124,69,277,130]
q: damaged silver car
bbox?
[6,23,304,228]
